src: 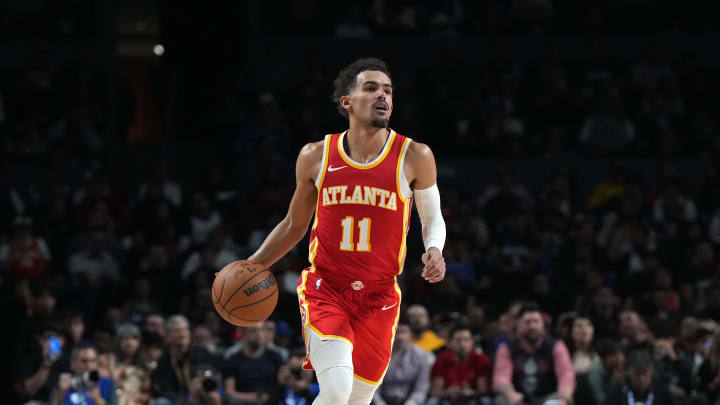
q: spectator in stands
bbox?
[567,316,598,375]
[50,346,116,405]
[0,216,51,279]
[181,229,239,281]
[278,348,318,405]
[62,311,89,352]
[187,191,222,248]
[67,226,120,284]
[652,180,698,241]
[99,323,151,405]
[0,164,26,233]
[101,323,143,380]
[12,321,64,404]
[223,323,284,405]
[699,330,720,404]
[618,310,653,351]
[493,303,575,405]
[262,320,289,361]
[374,322,432,405]
[223,320,288,360]
[139,331,165,372]
[586,338,626,405]
[613,350,676,405]
[430,326,491,405]
[153,314,192,403]
[144,313,166,338]
[408,304,446,354]
[578,93,635,155]
[124,278,163,328]
[136,161,183,209]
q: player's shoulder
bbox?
[297,139,326,165]
[404,139,435,164]
[299,139,326,157]
[296,137,327,179]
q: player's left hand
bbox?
[421,247,445,283]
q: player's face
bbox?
[345,70,393,128]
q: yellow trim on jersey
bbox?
[397,198,410,274]
[337,130,397,170]
[308,238,319,264]
[309,135,332,264]
[297,267,354,359]
[355,282,403,385]
[354,373,381,386]
[297,268,312,359]
[395,137,412,204]
[307,323,353,346]
[379,283,403,382]
[312,135,332,230]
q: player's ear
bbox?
[340,95,352,113]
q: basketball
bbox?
[212,260,278,326]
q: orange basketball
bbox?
[212,260,278,326]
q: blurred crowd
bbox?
[3,2,720,405]
[221,37,720,162]
[260,0,720,36]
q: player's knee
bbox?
[316,366,353,405]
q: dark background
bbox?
[2,1,720,404]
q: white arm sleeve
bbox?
[414,183,446,252]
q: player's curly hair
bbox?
[332,57,392,119]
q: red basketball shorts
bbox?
[296,266,402,385]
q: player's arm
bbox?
[404,142,446,283]
[247,142,323,270]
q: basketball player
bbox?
[247,58,446,405]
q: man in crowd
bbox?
[13,321,64,404]
[50,346,116,405]
[586,337,626,405]
[374,322,432,405]
[430,326,491,405]
[492,303,575,405]
[612,350,677,405]
[223,323,285,405]
[279,348,319,405]
[408,304,446,354]
[154,314,220,405]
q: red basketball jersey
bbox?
[309,130,413,281]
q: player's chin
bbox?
[369,116,389,129]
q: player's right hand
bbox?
[421,247,445,283]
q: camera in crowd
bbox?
[71,370,100,391]
[193,365,221,393]
[290,366,303,380]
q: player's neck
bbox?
[345,125,389,164]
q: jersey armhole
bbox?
[398,138,413,200]
[314,135,331,188]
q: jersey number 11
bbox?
[339,217,371,252]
